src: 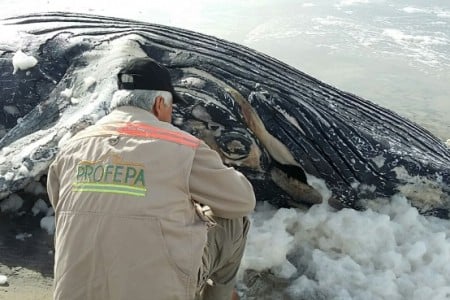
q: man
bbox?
[47,57,255,300]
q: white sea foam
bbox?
[40,216,55,234]
[12,50,38,74]
[400,6,450,19]
[436,9,450,18]
[83,77,96,89]
[382,29,447,46]
[0,193,23,213]
[32,198,49,216]
[401,7,427,14]
[24,181,46,195]
[240,196,450,299]
[335,0,370,9]
[313,16,351,28]
[380,28,449,67]
[60,88,73,98]
[15,232,32,241]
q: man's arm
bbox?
[189,141,256,219]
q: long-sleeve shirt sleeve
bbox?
[189,141,256,219]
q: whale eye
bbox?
[215,131,252,160]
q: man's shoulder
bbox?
[164,123,197,138]
[156,122,202,148]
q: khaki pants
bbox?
[196,216,250,300]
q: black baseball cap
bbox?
[117,57,185,104]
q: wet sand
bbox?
[0,211,54,300]
[0,265,53,300]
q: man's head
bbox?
[113,57,184,122]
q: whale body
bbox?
[0,12,449,217]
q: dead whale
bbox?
[0,12,449,217]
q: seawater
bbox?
[234,0,450,141]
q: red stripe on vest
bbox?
[116,122,200,148]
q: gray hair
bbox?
[110,89,173,111]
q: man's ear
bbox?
[152,96,164,117]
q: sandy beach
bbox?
[0,265,52,300]
[0,211,54,300]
